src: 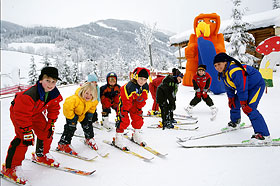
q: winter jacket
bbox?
[119,80,149,114]
[100,84,121,109]
[10,82,63,129]
[63,87,98,122]
[149,75,165,98]
[156,75,178,106]
[220,62,265,101]
[192,72,211,91]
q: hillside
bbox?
[0,19,177,69]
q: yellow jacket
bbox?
[63,87,98,122]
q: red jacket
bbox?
[10,82,63,130]
[149,75,165,98]
[192,72,211,91]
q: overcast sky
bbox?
[1,0,273,33]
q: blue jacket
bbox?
[220,62,265,101]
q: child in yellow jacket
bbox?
[57,82,99,155]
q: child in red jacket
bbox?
[100,72,121,129]
[148,75,165,116]
[1,67,63,184]
[113,67,150,150]
[185,65,217,118]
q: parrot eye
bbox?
[210,20,216,23]
[197,20,204,23]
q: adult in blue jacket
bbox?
[213,53,270,143]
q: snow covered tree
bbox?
[72,61,79,83]
[273,0,280,9]
[28,55,38,85]
[60,59,72,84]
[135,22,157,68]
[41,54,51,67]
[223,0,258,66]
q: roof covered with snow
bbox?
[170,9,280,45]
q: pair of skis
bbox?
[177,123,280,148]
[103,134,168,161]
[147,120,199,131]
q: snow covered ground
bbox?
[1,56,280,186]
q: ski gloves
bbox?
[20,126,34,146]
[47,119,56,138]
[240,100,252,115]
[228,97,252,115]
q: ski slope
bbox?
[1,68,280,186]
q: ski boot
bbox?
[85,138,98,150]
[184,105,194,115]
[113,132,129,151]
[227,119,241,128]
[31,152,60,167]
[1,164,27,185]
[56,143,78,156]
[132,129,146,147]
[250,133,271,145]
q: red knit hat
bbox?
[132,67,150,80]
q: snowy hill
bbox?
[1,19,177,66]
[1,65,280,185]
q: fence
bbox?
[0,84,31,96]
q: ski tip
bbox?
[143,157,154,162]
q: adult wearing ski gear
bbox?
[100,72,121,129]
[114,67,150,148]
[2,67,63,184]
[149,75,165,113]
[213,52,270,137]
[58,83,99,152]
[156,68,184,129]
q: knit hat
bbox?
[197,64,206,71]
[88,73,98,82]
[213,52,248,76]
[138,69,149,79]
[132,67,151,80]
[39,66,61,81]
[172,68,184,78]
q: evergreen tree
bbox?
[135,22,157,68]
[72,61,79,84]
[28,55,37,85]
[41,54,51,67]
[60,59,72,84]
[273,0,280,9]
[223,0,258,66]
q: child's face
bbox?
[90,81,97,86]
[82,89,93,101]
[40,76,57,92]
[137,77,147,87]
[214,62,227,73]
[197,70,205,76]
[108,77,116,86]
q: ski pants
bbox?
[230,82,270,136]
[190,93,214,107]
[59,113,94,145]
[5,110,52,168]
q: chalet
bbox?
[170,9,280,66]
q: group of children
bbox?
[1,52,271,184]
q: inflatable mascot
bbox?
[183,13,226,94]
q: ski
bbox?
[55,132,84,138]
[177,139,280,148]
[148,124,199,131]
[149,120,198,126]
[177,123,251,142]
[173,113,198,120]
[103,140,154,162]
[27,156,96,176]
[123,134,168,158]
[51,149,98,161]
[0,173,30,185]
[80,139,110,158]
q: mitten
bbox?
[47,119,56,138]
[196,92,202,99]
[240,100,252,115]
[228,97,236,109]
[20,127,34,146]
